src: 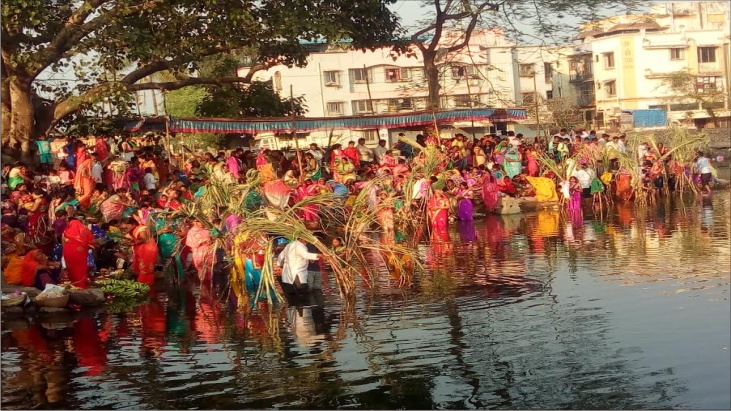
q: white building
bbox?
[575,1,731,128]
[238,30,543,148]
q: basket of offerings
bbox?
[1,293,27,308]
[34,285,70,308]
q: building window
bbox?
[518,64,535,77]
[605,80,616,97]
[697,47,717,63]
[326,102,344,116]
[522,92,535,104]
[697,76,721,93]
[352,100,373,114]
[350,68,369,83]
[546,90,553,100]
[451,65,478,79]
[324,71,341,86]
[544,63,553,82]
[670,48,684,60]
[359,129,379,143]
[453,94,478,107]
[669,102,699,111]
[603,52,615,69]
[385,67,413,82]
[387,98,413,112]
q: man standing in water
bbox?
[693,151,713,196]
[278,238,320,295]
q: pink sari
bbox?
[295,184,319,222]
[481,173,500,212]
[185,225,214,280]
[100,195,127,222]
[427,193,450,230]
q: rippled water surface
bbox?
[3,192,730,410]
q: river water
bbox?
[2,192,730,410]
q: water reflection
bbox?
[2,192,730,409]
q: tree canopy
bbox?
[1,0,402,155]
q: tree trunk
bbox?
[423,51,441,111]
[1,61,11,147]
[7,78,35,163]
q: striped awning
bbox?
[124,108,527,134]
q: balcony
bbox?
[698,62,723,75]
[570,71,594,83]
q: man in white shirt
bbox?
[90,153,104,184]
[278,238,320,293]
[573,163,593,198]
[356,138,375,166]
[693,151,713,195]
[372,139,389,165]
[618,134,627,154]
[308,143,324,162]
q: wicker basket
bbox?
[34,294,70,308]
[1,295,26,308]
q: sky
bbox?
[388,0,654,45]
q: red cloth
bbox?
[343,147,360,167]
[62,220,95,288]
[95,139,109,162]
[20,250,42,287]
[73,317,107,376]
[132,226,158,285]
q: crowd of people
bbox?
[0,127,719,295]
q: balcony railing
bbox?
[698,62,722,75]
[570,72,594,83]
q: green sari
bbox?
[153,215,184,281]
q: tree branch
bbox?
[127,76,249,91]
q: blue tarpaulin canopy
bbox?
[124,108,527,134]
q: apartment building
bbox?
[237,30,540,146]
[575,1,731,128]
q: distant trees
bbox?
[1,0,401,158]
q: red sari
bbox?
[132,225,158,285]
[427,192,450,230]
[63,220,95,288]
[95,138,109,162]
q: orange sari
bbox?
[74,158,95,208]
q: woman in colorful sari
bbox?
[109,157,129,191]
[294,179,320,225]
[100,188,134,222]
[615,169,633,202]
[493,140,508,166]
[334,156,357,184]
[503,145,522,178]
[21,249,61,289]
[7,164,29,191]
[132,221,158,285]
[526,144,540,177]
[377,190,395,233]
[23,190,53,254]
[256,149,276,183]
[427,189,450,231]
[63,218,96,288]
[567,176,583,213]
[153,215,184,282]
[304,153,322,181]
[95,137,109,162]
[232,231,268,294]
[481,172,500,213]
[456,182,474,221]
[185,220,215,282]
[473,144,487,167]
[74,155,95,209]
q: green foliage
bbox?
[2,0,402,138]
[165,86,205,118]
[197,81,307,118]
